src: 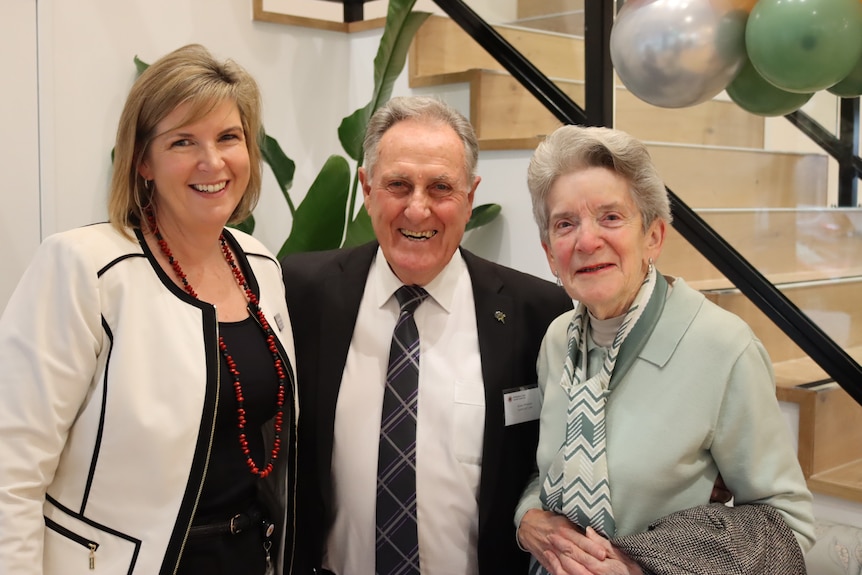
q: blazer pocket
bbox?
[44,502,140,574]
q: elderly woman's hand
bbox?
[551,527,645,575]
[518,509,606,574]
[519,510,644,575]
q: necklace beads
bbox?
[150,218,286,479]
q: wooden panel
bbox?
[648,146,828,208]
[452,70,768,148]
[811,388,862,475]
[410,15,585,82]
[704,279,862,363]
[616,90,765,149]
[470,70,576,140]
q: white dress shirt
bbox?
[324,248,485,575]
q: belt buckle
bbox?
[229,513,244,535]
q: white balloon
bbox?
[611,0,748,108]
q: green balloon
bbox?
[828,52,862,97]
[727,59,813,116]
[746,0,862,93]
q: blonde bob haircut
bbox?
[527,124,671,245]
[109,44,263,236]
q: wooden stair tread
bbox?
[809,459,862,504]
[410,15,585,83]
[415,67,769,149]
[251,0,386,32]
[774,346,862,389]
[704,279,862,363]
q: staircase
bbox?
[253,0,862,515]
[407,7,862,509]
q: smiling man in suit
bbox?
[281,96,572,575]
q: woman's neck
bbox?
[588,312,625,348]
[145,216,226,267]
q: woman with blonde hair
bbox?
[0,44,297,574]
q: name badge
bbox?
[503,385,541,426]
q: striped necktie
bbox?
[376,285,429,575]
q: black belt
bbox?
[188,506,264,538]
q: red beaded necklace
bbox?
[149,217,286,479]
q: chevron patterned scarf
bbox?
[538,263,659,540]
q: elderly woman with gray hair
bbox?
[515,125,815,575]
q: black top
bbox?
[194,315,279,520]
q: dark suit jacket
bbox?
[281,242,572,575]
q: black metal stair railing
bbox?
[431,0,862,405]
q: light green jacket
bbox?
[516,276,816,552]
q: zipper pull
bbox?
[264,540,273,575]
[89,543,96,570]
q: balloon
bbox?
[746,0,862,93]
[726,58,813,116]
[610,0,747,108]
[727,0,758,12]
[828,52,862,97]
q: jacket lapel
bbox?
[315,243,378,486]
[462,250,515,530]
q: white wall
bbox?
[33,0,359,260]
[0,0,550,316]
[2,0,40,308]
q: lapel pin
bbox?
[494,311,506,324]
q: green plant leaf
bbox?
[229,214,255,235]
[260,132,297,215]
[277,155,350,258]
[338,1,431,161]
[466,203,502,232]
[133,56,149,76]
[342,205,376,247]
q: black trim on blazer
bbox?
[97,253,147,278]
[158,303,220,574]
[45,494,142,573]
[129,228,221,573]
[134,228,211,308]
[79,318,114,515]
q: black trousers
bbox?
[176,524,267,575]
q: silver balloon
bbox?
[611,0,748,108]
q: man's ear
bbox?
[359,167,372,205]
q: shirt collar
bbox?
[370,246,465,314]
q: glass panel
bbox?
[658,207,862,361]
